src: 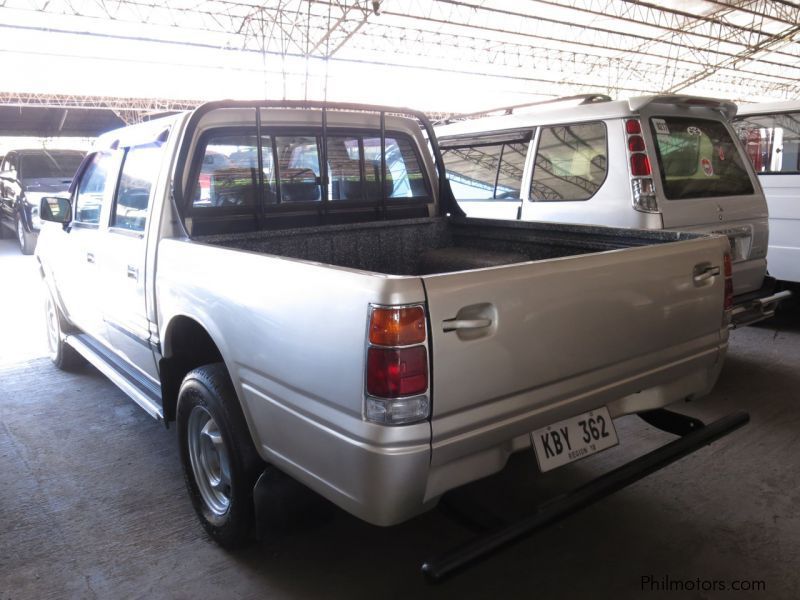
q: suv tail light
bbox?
[365,305,430,425]
[723,253,734,311]
[626,119,659,214]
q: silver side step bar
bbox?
[65,334,164,421]
[730,289,792,329]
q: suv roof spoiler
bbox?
[627,95,738,120]
[172,99,464,222]
[436,94,612,124]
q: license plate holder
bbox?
[531,407,619,473]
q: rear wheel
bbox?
[16,216,35,255]
[45,292,83,370]
[177,363,264,548]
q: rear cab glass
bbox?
[649,117,754,199]
[191,129,429,211]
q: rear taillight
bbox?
[365,305,430,425]
[723,253,734,311]
[629,152,651,176]
[626,119,659,214]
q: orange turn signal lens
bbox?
[369,306,426,346]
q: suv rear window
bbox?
[20,152,84,179]
[650,117,754,199]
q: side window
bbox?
[442,133,530,200]
[74,153,112,225]
[530,122,607,202]
[111,143,164,232]
[734,113,800,174]
[192,135,274,209]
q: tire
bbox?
[45,290,84,370]
[16,215,35,255]
[177,363,264,548]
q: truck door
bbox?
[55,151,121,341]
[99,141,166,384]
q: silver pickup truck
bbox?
[36,101,734,551]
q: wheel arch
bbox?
[160,314,227,423]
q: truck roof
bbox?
[435,94,737,140]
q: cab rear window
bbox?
[191,130,428,210]
[650,117,754,200]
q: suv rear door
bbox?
[643,112,768,294]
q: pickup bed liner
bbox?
[197,216,700,276]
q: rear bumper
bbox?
[730,275,792,328]
[245,333,727,526]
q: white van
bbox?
[733,101,800,286]
[436,95,789,325]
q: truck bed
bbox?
[196,216,701,275]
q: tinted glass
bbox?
[193,135,275,209]
[651,117,754,200]
[20,152,84,179]
[327,136,363,201]
[74,153,112,224]
[530,122,607,202]
[112,143,164,232]
[276,135,321,202]
[363,136,427,198]
[734,112,800,174]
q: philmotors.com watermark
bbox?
[641,574,766,593]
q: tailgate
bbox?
[423,236,727,461]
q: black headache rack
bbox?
[171,99,465,234]
[422,409,749,583]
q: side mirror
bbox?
[40,196,72,225]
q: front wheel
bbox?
[45,291,83,370]
[16,216,35,255]
[177,363,264,548]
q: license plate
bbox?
[531,407,618,473]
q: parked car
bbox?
[733,101,800,288]
[37,101,736,553]
[435,94,790,326]
[0,149,85,254]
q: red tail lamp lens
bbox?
[369,306,426,346]
[625,119,642,134]
[367,346,428,398]
[630,153,652,176]
[723,253,733,277]
[628,135,646,152]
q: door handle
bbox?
[127,265,139,280]
[86,252,95,264]
[693,265,720,284]
[442,318,493,332]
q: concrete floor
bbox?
[1,236,798,599]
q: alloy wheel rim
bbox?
[187,405,232,517]
[17,219,24,247]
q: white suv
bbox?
[436,94,788,324]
